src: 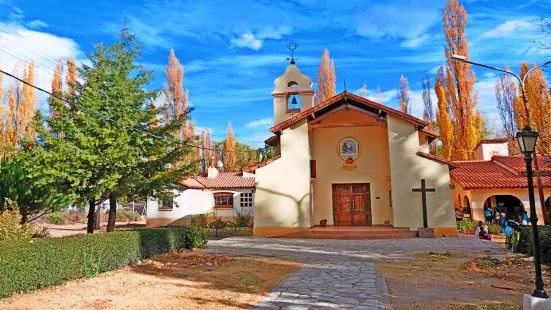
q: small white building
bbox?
[146,167,255,227]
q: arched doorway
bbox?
[545,197,551,223]
[463,196,472,219]
[483,195,524,221]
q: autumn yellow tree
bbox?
[0,64,4,145]
[49,59,64,117]
[397,75,410,114]
[442,0,480,160]
[515,62,551,153]
[200,130,213,171]
[316,48,336,103]
[19,62,37,140]
[5,88,16,147]
[164,49,189,141]
[435,72,454,160]
[66,57,77,97]
[223,122,236,171]
[187,121,201,172]
[360,83,368,98]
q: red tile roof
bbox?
[416,152,457,168]
[451,155,551,190]
[475,138,509,150]
[420,127,439,138]
[270,92,429,133]
[244,155,281,172]
[492,155,551,174]
[180,172,255,189]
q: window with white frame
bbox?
[240,192,253,207]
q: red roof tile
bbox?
[270,92,429,133]
[451,159,551,190]
[492,155,551,174]
[180,172,255,189]
[244,155,281,173]
[416,152,457,168]
[420,127,439,138]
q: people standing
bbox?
[484,206,492,223]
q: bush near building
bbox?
[517,226,551,266]
[0,226,207,298]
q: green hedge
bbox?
[517,226,551,265]
[0,226,207,298]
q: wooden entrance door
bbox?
[332,184,371,226]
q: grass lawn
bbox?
[378,252,550,310]
[0,253,301,310]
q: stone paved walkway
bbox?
[205,237,504,310]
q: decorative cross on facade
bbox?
[286,40,298,64]
[412,179,436,228]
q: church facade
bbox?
[247,61,458,237]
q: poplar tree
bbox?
[397,75,410,114]
[164,49,189,141]
[495,68,518,140]
[50,59,63,117]
[360,83,368,98]
[223,122,236,171]
[435,71,454,160]
[316,48,336,104]
[66,57,77,97]
[442,0,480,160]
[375,87,383,104]
[421,75,436,154]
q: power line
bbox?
[0,28,61,66]
[0,44,56,77]
[0,68,221,153]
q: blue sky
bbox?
[0,0,548,147]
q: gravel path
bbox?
[205,236,504,310]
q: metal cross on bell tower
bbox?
[286,40,298,64]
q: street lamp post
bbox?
[451,55,549,299]
[516,126,549,299]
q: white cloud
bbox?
[27,19,49,29]
[239,132,272,148]
[230,26,293,50]
[0,22,85,112]
[230,33,263,50]
[245,118,273,128]
[9,6,24,21]
[400,34,430,49]
[479,20,534,39]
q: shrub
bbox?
[456,219,478,230]
[235,208,252,227]
[119,209,141,222]
[31,227,51,239]
[0,227,207,298]
[191,212,210,228]
[488,223,501,235]
[45,212,66,225]
[0,200,31,242]
[185,226,208,249]
[517,226,551,266]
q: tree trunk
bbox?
[107,194,117,232]
[87,200,95,233]
[94,204,101,230]
[533,155,549,225]
[20,208,28,225]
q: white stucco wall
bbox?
[146,188,254,227]
[475,142,508,160]
[386,116,457,235]
[254,119,312,236]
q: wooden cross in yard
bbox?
[412,179,435,228]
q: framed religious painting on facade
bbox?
[337,137,361,161]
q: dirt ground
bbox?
[378,251,551,310]
[0,253,301,310]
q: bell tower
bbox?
[272,41,315,125]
